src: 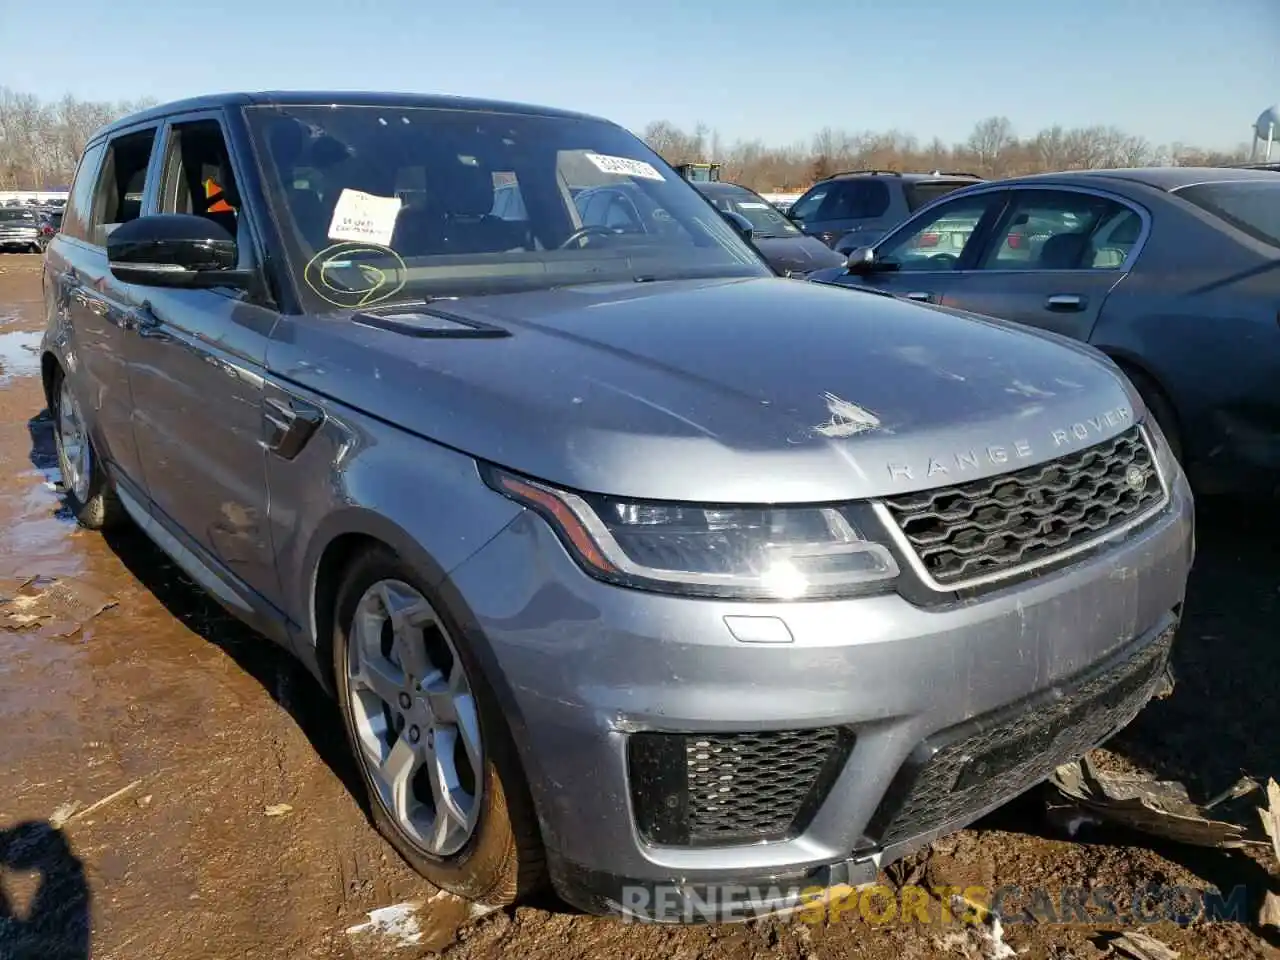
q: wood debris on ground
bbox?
[1049,754,1262,848]
[1103,929,1180,960]
[1257,778,1280,929]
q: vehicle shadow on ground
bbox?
[24,410,370,820]
[0,820,91,960]
[102,521,369,809]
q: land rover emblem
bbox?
[1125,465,1147,491]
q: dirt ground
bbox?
[0,251,1277,960]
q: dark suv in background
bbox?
[787,170,983,251]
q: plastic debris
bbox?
[1049,754,1262,849]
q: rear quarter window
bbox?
[905,180,973,212]
[1173,180,1280,248]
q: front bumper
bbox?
[444,468,1193,919]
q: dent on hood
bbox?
[813,392,881,438]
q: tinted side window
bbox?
[815,180,891,221]
[88,129,157,246]
[905,180,971,212]
[788,185,829,221]
[877,194,1003,272]
[62,141,106,243]
[978,190,1137,271]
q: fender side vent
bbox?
[353,307,510,339]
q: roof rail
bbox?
[930,170,984,179]
[825,169,903,179]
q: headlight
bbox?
[1142,414,1180,489]
[483,467,900,601]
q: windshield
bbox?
[701,185,802,238]
[0,209,37,223]
[243,104,769,310]
[1173,179,1280,248]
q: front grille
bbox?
[628,727,852,846]
[862,624,1176,850]
[882,426,1164,588]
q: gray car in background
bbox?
[43,91,1192,922]
[809,167,1280,499]
[0,206,44,252]
[786,170,983,251]
[693,180,847,276]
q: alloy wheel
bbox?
[56,379,91,503]
[345,579,483,858]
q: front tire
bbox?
[332,546,545,905]
[1121,365,1183,464]
[52,370,125,530]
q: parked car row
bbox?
[39,89,1201,924]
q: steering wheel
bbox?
[928,253,959,266]
[559,225,616,249]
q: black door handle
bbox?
[262,396,325,459]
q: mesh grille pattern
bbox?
[866,625,1175,850]
[883,426,1163,587]
[629,727,847,846]
[685,728,841,842]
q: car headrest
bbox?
[1039,232,1089,269]
[434,158,496,217]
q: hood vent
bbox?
[353,307,510,339]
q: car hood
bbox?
[267,277,1141,503]
[750,234,848,275]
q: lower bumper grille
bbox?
[629,726,853,847]
[863,623,1176,850]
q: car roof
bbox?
[823,170,983,183]
[980,166,1279,192]
[693,181,758,195]
[94,90,611,142]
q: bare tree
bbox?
[0,87,156,188]
[0,87,1252,195]
[966,116,1017,176]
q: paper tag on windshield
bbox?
[583,152,665,181]
[327,189,402,247]
[738,201,771,209]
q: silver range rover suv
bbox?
[41,91,1193,922]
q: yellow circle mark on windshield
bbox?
[303,242,408,308]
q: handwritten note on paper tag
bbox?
[583,152,665,181]
[327,189,403,247]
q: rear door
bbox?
[54,125,162,493]
[943,187,1146,342]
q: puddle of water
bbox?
[0,329,41,385]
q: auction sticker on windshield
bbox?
[584,152,665,181]
[327,189,403,247]
[738,202,772,209]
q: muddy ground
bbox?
[0,251,1277,959]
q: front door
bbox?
[124,112,284,606]
[942,188,1144,343]
[856,190,1010,305]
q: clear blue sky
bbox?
[3,0,1276,150]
